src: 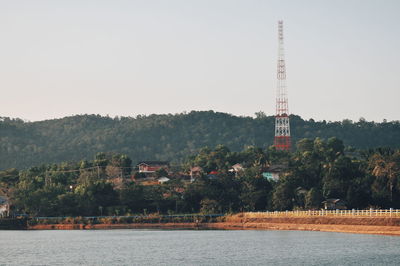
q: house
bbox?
[190,166,203,182]
[207,171,219,180]
[157,177,170,184]
[139,180,160,186]
[0,196,9,218]
[322,199,347,210]
[137,161,169,176]
[262,164,288,181]
[262,172,275,180]
[174,187,185,193]
[229,163,244,176]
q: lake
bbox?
[1,230,400,265]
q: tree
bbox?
[155,168,169,178]
[119,182,146,213]
[238,167,271,211]
[75,181,118,215]
[200,198,220,214]
[305,188,323,209]
[272,180,294,211]
[369,150,400,207]
[5,138,400,215]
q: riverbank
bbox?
[0,218,27,230]
[210,222,400,236]
[27,214,400,236]
[219,213,400,236]
[29,223,201,230]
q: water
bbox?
[1,230,400,265]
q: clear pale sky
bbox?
[1,0,399,122]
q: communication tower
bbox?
[274,20,291,151]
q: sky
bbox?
[1,0,399,122]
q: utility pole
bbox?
[274,20,291,151]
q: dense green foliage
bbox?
[1,138,399,217]
[1,111,399,170]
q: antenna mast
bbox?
[274,20,291,151]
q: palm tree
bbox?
[370,151,400,204]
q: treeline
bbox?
[1,111,399,170]
[0,138,399,217]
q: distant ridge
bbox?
[0,111,399,170]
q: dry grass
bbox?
[225,212,400,226]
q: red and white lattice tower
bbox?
[274,20,291,151]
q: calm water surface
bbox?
[1,230,400,265]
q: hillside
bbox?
[0,111,399,170]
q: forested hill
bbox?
[1,111,399,170]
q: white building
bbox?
[0,196,9,217]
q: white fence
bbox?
[255,209,400,217]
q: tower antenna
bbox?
[274,20,291,151]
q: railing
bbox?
[249,209,400,217]
[29,213,224,223]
